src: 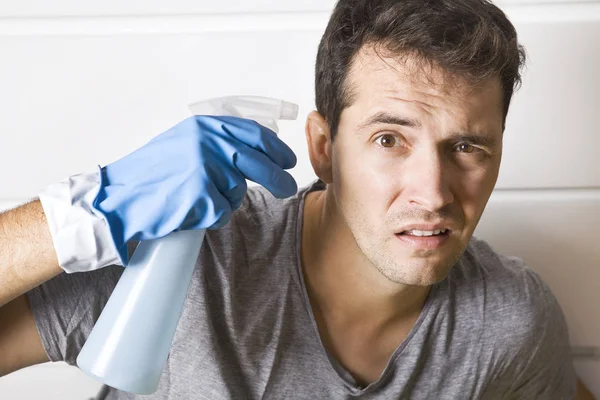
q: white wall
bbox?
[0,0,598,398]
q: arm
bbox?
[0,200,63,377]
[0,200,62,307]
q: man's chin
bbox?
[379,256,458,286]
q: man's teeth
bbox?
[404,229,447,237]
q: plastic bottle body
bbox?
[76,229,205,394]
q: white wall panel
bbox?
[0,0,336,18]
[0,30,323,199]
[0,13,330,36]
[497,18,600,189]
[0,0,595,18]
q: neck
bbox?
[301,187,431,327]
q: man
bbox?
[0,0,594,398]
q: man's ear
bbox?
[305,111,333,184]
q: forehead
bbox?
[345,46,504,127]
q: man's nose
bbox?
[402,149,454,212]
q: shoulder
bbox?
[219,180,323,234]
[239,184,301,223]
[200,180,319,263]
[227,182,310,236]
[449,238,575,394]
[193,181,319,305]
[452,237,564,344]
[457,236,551,302]
[450,237,575,395]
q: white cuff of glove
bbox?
[39,166,123,273]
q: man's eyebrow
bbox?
[357,112,421,130]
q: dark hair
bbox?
[315,0,526,139]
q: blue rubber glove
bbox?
[92,115,297,264]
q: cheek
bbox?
[453,163,499,222]
[332,141,395,199]
[332,146,399,230]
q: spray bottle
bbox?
[76,96,299,394]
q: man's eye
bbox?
[454,143,479,153]
[376,134,398,148]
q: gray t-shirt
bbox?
[28,180,576,399]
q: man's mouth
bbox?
[395,229,451,250]
[398,229,449,237]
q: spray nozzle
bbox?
[188,95,299,134]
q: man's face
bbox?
[330,48,504,286]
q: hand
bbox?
[92,115,297,262]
